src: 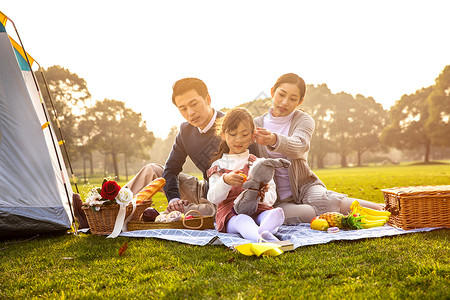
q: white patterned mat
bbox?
[119,224,441,249]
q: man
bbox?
[124,77,223,215]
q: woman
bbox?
[254,73,384,224]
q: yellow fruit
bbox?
[361,206,391,217]
[351,200,391,218]
[311,219,329,231]
[360,218,386,229]
[361,217,386,225]
[237,173,248,183]
[320,212,363,229]
[363,214,390,221]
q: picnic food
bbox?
[360,217,387,229]
[345,201,389,228]
[361,213,389,221]
[155,214,167,222]
[134,178,166,204]
[142,207,160,222]
[310,216,319,222]
[350,200,391,218]
[327,226,340,233]
[310,218,329,231]
[166,210,183,222]
[319,212,364,229]
[154,210,183,223]
[237,173,248,183]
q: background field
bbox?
[1,164,449,299]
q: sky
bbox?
[2,1,449,138]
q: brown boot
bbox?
[72,193,89,229]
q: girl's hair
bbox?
[273,73,306,100]
[210,107,255,164]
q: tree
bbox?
[351,95,388,166]
[427,65,450,146]
[238,98,273,118]
[86,99,155,180]
[302,84,335,168]
[36,65,91,162]
[148,126,179,166]
[120,108,155,180]
[328,92,360,167]
[381,87,434,163]
[76,118,96,182]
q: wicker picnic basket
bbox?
[82,200,153,235]
[382,185,450,229]
[127,210,215,231]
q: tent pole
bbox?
[7,17,79,233]
[38,67,81,195]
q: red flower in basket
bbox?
[101,181,121,201]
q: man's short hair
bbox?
[172,78,209,105]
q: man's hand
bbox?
[167,199,189,212]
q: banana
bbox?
[360,217,386,229]
[351,200,391,217]
[361,217,386,225]
[362,214,390,221]
[360,206,391,217]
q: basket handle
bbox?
[182,210,204,229]
[384,194,400,216]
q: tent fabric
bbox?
[0,19,72,236]
[0,11,7,27]
[21,63,74,223]
[10,38,35,70]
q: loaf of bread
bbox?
[134,177,166,204]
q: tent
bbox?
[0,11,74,236]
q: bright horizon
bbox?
[2,1,450,138]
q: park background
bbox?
[32,64,450,184]
[2,1,450,184]
[1,3,449,298]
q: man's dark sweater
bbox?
[162,111,225,202]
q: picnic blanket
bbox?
[119,224,441,249]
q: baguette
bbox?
[134,178,166,204]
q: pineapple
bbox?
[319,212,363,230]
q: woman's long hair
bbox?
[210,107,255,165]
[273,73,306,100]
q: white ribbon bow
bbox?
[107,188,134,238]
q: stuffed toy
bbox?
[233,157,290,215]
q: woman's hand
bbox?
[255,127,277,146]
[223,170,246,187]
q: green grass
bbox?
[315,163,450,202]
[1,164,449,299]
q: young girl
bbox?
[207,107,285,242]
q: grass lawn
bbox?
[1,164,449,299]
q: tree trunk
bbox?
[341,154,347,168]
[124,153,129,181]
[89,152,94,175]
[317,154,326,169]
[112,152,120,181]
[357,150,362,167]
[104,153,107,177]
[424,141,431,163]
[83,156,87,183]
